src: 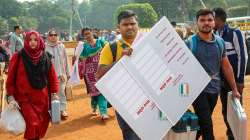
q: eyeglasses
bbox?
[49,34,57,37]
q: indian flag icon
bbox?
[179,83,189,96]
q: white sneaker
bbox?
[91,110,98,116]
[101,114,109,120]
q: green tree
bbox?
[28,0,70,32]
[19,16,39,30]
[0,17,8,38]
[78,0,91,28]
[8,17,19,31]
[47,16,68,30]
[80,0,133,29]
[133,0,230,21]
[1,0,249,34]
[133,0,182,21]
[0,0,24,19]
[55,0,80,10]
[115,3,158,28]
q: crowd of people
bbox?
[0,7,249,140]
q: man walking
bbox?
[185,9,241,140]
[96,10,141,140]
[213,7,248,140]
[9,26,24,56]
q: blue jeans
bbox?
[115,111,140,140]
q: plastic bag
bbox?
[0,104,26,135]
[68,60,81,86]
[68,42,84,86]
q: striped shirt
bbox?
[216,24,248,83]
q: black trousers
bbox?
[193,91,219,140]
[220,83,243,140]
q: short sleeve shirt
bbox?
[185,34,226,94]
[99,40,131,65]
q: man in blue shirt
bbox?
[9,26,24,56]
[185,9,240,140]
[213,8,248,140]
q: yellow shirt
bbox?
[99,40,131,65]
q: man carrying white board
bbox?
[96,10,139,140]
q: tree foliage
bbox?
[0,17,8,38]
[0,0,24,19]
[115,3,158,28]
[134,0,249,22]
[79,0,133,29]
[0,0,249,36]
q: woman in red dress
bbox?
[6,30,59,140]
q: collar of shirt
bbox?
[196,33,216,44]
[15,32,22,37]
[119,38,131,48]
[218,24,230,37]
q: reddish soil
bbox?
[1,76,250,140]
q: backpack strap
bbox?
[188,34,224,59]
[187,35,198,54]
[110,42,117,62]
[214,35,224,59]
[110,40,129,62]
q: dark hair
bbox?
[196,9,215,21]
[81,27,91,35]
[213,7,227,22]
[117,10,137,24]
[171,21,177,27]
[48,29,58,35]
[14,26,20,31]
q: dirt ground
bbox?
[0,76,250,140]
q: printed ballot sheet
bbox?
[97,62,172,140]
[126,17,211,124]
[96,16,211,140]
